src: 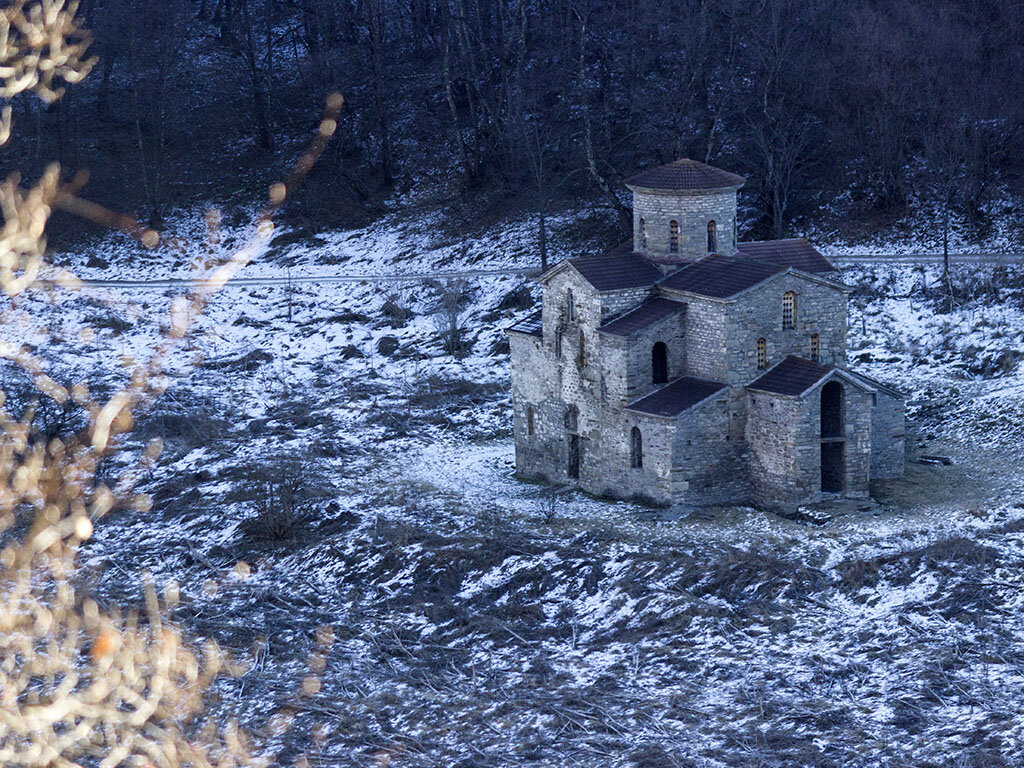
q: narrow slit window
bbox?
[577,330,586,368]
[566,289,575,322]
[630,427,643,468]
[707,220,717,253]
[564,405,578,432]
[639,217,647,250]
[555,330,563,359]
[782,292,797,330]
[669,220,679,253]
[757,338,767,369]
[652,342,668,384]
[810,333,820,363]
[527,406,535,435]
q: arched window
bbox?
[639,217,647,250]
[577,330,586,368]
[810,333,820,363]
[566,289,575,322]
[555,330,563,359]
[652,342,668,384]
[527,406,535,436]
[564,404,578,432]
[669,220,679,253]
[707,220,717,253]
[782,292,797,330]
[630,427,643,468]
[757,338,767,370]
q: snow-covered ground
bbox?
[9,206,1024,766]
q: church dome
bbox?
[625,158,745,191]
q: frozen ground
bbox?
[8,208,1024,766]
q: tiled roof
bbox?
[658,253,783,299]
[736,239,838,274]
[747,356,835,396]
[566,253,663,292]
[625,158,746,191]
[845,369,905,399]
[507,309,542,336]
[626,376,727,417]
[599,298,685,336]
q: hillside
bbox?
[7,208,1024,765]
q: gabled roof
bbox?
[599,298,685,337]
[540,252,663,292]
[658,253,783,299]
[845,369,906,399]
[747,356,876,397]
[626,376,727,418]
[507,309,542,337]
[736,239,838,274]
[625,158,746,191]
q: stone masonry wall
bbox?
[599,311,687,408]
[671,396,750,505]
[746,391,802,507]
[746,377,872,508]
[869,390,906,480]
[631,188,738,264]
[722,273,848,387]
[588,411,676,505]
[680,296,729,382]
[509,332,560,480]
[529,269,652,491]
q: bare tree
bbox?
[429,276,474,357]
[236,0,275,151]
[124,0,187,227]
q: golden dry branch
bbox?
[0,2,344,765]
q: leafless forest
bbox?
[2,0,1023,245]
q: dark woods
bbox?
[6,0,1023,243]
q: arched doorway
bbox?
[820,381,844,492]
[652,342,668,384]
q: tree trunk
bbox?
[367,0,393,185]
[576,10,630,231]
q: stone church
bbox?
[507,158,905,509]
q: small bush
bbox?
[238,453,336,544]
[377,335,400,356]
[380,298,414,327]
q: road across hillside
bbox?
[47,253,1024,290]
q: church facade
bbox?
[507,158,905,509]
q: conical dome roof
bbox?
[625,158,745,191]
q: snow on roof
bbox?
[507,309,543,337]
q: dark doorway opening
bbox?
[652,342,668,384]
[568,434,580,479]
[821,442,844,492]
[821,381,843,438]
